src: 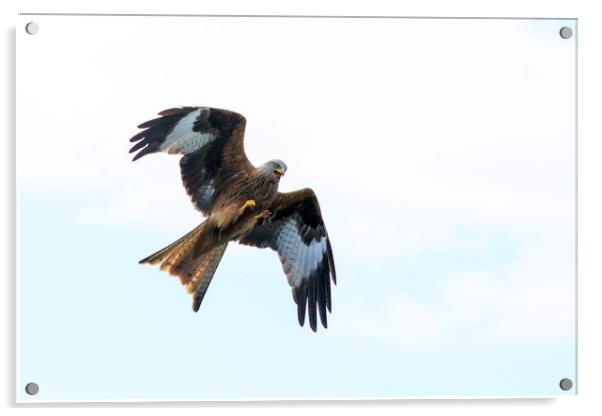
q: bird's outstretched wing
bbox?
[239,188,336,331]
[129,107,254,215]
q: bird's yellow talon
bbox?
[243,199,256,210]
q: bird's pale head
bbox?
[261,159,288,184]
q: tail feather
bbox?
[189,244,228,311]
[139,222,205,268]
[139,222,228,311]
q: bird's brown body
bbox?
[209,168,278,232]
[192,169,279,257]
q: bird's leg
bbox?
[254,209,272,221]
[240,199,257,213]
[241,199,256,212]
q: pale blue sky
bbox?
[17,16,576,401]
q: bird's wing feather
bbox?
[239,188,336,332]
[129,107,254,215]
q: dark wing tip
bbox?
[309,318,317,332]
[158,107,183,116]
[137,118,159,129]
[128,128,153,161]
[129,107,201,161]
[158,106,197,117]
[295,285,307,327]
[298,308,306,327]
[128,140,147,155]
[131,147,153,162]
[192,295,202,312]
[326,239,337,285]
[317,263,328,328]
[129,131,150,160]
[307,278,318,332]
[129,130,146,143]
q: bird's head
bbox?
[261,159,288,184]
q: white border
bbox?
[3,0,602,415]
[13,13,579,405]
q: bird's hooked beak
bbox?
[271,167,285,184]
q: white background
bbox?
[2,0,601,415]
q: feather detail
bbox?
[130,107,254,215]
[139,221,227,310]
[239,188,336,331]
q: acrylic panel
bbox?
[16,15,576,401]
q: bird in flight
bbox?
[129,107,336,331]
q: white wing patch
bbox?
[275,220,326,287]
[160,108,215,154]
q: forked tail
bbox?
[139,222,228,311]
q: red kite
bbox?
[129,107,336,331]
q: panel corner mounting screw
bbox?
[559,378,573,391]
[25,382,39,395]
[25,22,39,35]
[559,26,573,39]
